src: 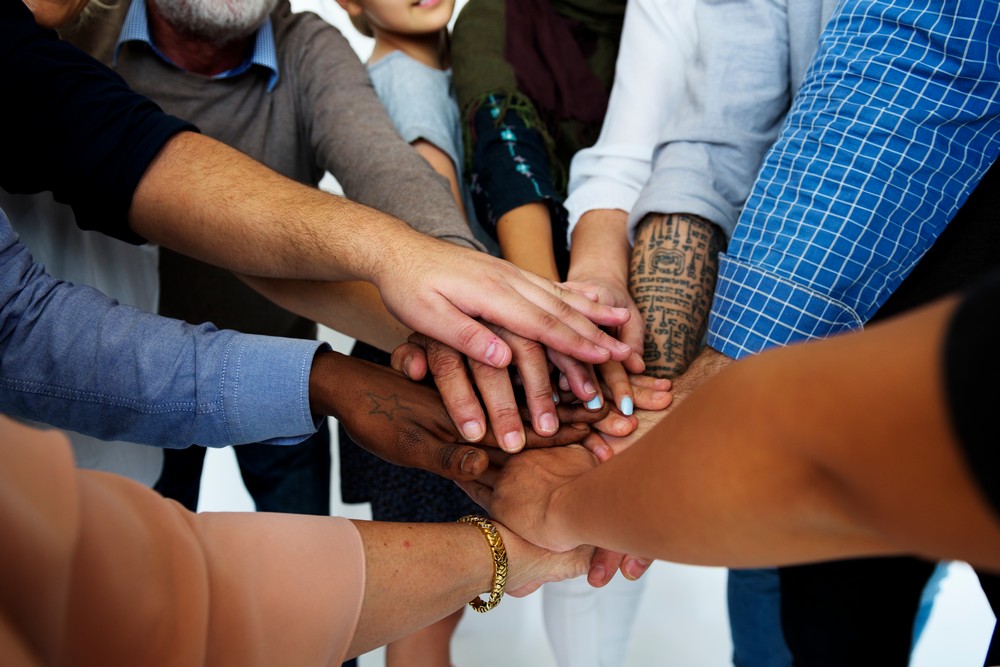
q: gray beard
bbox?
[153,0,280,44]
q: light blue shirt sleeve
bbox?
[368,51,463,172]
[709,0,1000,360]
[630,0,793,241]
[0,209,325,447]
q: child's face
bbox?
[357,0,455,37]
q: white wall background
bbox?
[199,1,997,664]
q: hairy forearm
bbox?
[497,202,561,281]
[550,296,1000,569]
[629,213,724,377]
[130,131,425,284]
[240,276,411,353]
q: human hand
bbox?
[587,372,672,438]
[391,330,610,452]
[372,236,635,371]
[582,407,668,462]
[494,521,595,597]
[309,351,591,481]
[459,445,598,552]
[462,447,656,585]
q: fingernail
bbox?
[552,391,560,405]
[559,374,570,391]
[583,381,597,396]
[586,394,603,410]
[624,558,651,580]
[589,564,606,584]
[592,443,611,461]
[461,421,484,442]
[485,339,507,368]
[503,431,525,453]
[539,412,558,434]
[619,396,634,416]
[460,450,479,474]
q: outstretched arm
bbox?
[0,417,592,665]
[467,291,1000,571]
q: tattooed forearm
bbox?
[629,213,725,378]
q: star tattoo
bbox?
[366,392,413,421]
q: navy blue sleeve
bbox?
[0,0,196,243]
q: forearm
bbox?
[130,131,426,285]
[497,202,561,281]
[347,520,495,657]
[0,217,321,447]
[549,296,1000,568]
[567,209,630,286]
[629,213,724,377]
[240,276,411,353]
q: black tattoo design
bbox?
[366,392,413,421]
[629,213,725,378]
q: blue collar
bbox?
[114,0,279,92]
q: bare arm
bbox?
[129,132,634,369]
[412,139,469,222]
[239,276,411,353]
[469,295,1000,570]
[0,417,590,666]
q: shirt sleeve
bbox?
[708,0,1000,360]
[0,0,196,244]
[629,0,791,244]
[290,14,481,251]
[0,210,324,447]
[564,0,696,245]
[368,54,463,173]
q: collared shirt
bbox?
[708,0,1000,360]
[115,0,280,92]
[0,0,322,446]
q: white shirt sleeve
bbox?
[563,0,697,247]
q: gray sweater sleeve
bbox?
[290,12,482,251]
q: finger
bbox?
[621,556,654,581]
[522,422,591,449]
[580,432,613,462]
[423,340,489,443]
[597,359,634,416]
[503,332,559,437]
[591,412,639,438]
[477,280,633,363]
[548,349,602,409]
[617,319,647,375]
[469,360,525,453]
[389,341,429,381]
[630,374,673,411]
[587,548,626,588]
[456,479,493,509]
[551,401,610,425]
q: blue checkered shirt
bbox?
[709,0,1000,360]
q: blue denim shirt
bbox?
[0,209,325,447]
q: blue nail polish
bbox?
[586,395,603,410]
[552,392,560,405]
[620,396,634,416]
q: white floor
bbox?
[196,332,995,667]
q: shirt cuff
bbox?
[707,254,864,360]
[220,334,329,446]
